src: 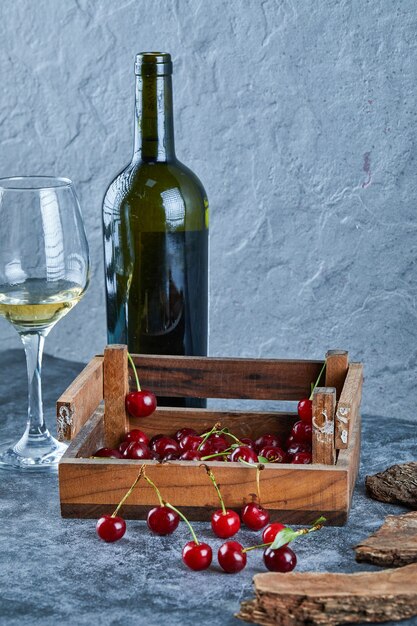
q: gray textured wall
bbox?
[0,0,416,419]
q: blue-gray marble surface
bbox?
[0,351,416,626]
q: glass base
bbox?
[0,432,68,470]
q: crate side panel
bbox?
[130,355,324,400]
[59,461,348,524]
[129,408,298,439]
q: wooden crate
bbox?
[56,346,363,526]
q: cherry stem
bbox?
[201,447,233,461]
[203,465,226,515]
[143,473,164,507]
[198,422,222,451]
[242,541,272,553]
[309,360,327,400]
[111,464,145,517]
[165,502,199,545]
[127,351,141,392]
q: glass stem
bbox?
[20,331,48,436]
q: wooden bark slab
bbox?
[236,564,417,626]
[355,511,417,567]
[365,462,417,509]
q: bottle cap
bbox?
[135,52,173,76]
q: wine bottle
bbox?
[102,52,209,407]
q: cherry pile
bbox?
[93,417,313,465]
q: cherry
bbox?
[292,451,312,464]
[298,398,313,423]
[218,541,247,573]
[211,509,241,539]
[240,437,256,450]
[118,441,130,454]
[229,446,258,464]
[182,541,213,571]
[123,442,151,460]
[149,434,165,449]
[179,449,202,461]
[174,427,198,443]
[286,434,296,449]
[262,522,287,544]
[124,429,149,446]
[206,433,229,452]
[198,440,215,456]
[254,434,283,453]
[93,447,123,459]
[147,506,180,535]
[96,514,126,542]
[263,546,297,572]
[241,502,270,530]
[286,441,311,459]
[125,389,157,418]
[151,436,180,458]
[179,434,203,452]
[258,445,285,463]
[162,452,179,461]
[291,420,312,445]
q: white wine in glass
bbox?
[0,176,90,470]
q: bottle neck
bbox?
[134,74,176,162]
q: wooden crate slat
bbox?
[129,407,298,439]
[56,356,103,442]
[325,350,349,399]
[335,363,363,449]
[103,345,129,448]
[312,387,336,465]
[59,458,349,524]
[129,354,324,400]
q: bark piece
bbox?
[355,511,417,566]
[365,462,417,509]
[236,564,417,626]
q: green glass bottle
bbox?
[103,52,208,407]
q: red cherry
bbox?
[286,441,311,460]
[179,434,203,452]
[211,509,241,539]
[258,445,285,463]
[298,398,313,423]
[198,440,215,456]
[96,514,126,542]
[241,502,270,530]
[291,420,313,445]
[147,506,180,535]
[239,437,256,450]
[218,541,247,573]
[123,442,151,460]
[182,541,213,571]
[162,452,179,461]
[179,449,202,461]
[125,390,157,418]
[118,441,130,454]
[254,434,283,453]
[174,427,198,443]
[151,436,180,458]
[229,446,258,464]
[262,523,287,544]
[149,434,165,449]
[286,434,296,449]
[207,434,229,452]
[93,447,123,459]
[292,451,312,464]
[124,429,149,446]
[263,546,297,572]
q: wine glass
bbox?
[0,176,90,469]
